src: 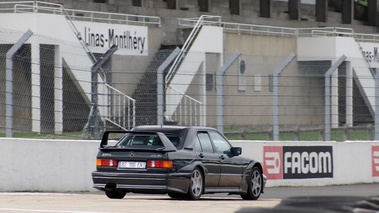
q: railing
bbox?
[104,84,135,130]
[0,1,161,27]
[178,18,379,43]
[165,15,221,87]
[296,27,376,76]
[297,27,379,43]
[168,86,204,126]
[178,17,298,37]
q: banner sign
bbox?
[73,21,148,56]
[264,146,334,180]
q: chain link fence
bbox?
[0,27,376,141]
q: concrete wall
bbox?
[222,33,327,127]
[0,138,99,192]
[1,138,378,192]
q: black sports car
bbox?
[92,125,266,200]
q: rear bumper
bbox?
[92,171,191,194]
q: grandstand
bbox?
[0,0,378,140]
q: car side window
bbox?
[197,132,214,153]
[209,131,231,155]
[194,136,202,152]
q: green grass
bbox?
[225,127,374,141]
[0,132,85,139]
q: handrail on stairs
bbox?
[104,84,136,130]
[165,15,221,88]
[167,86,204,126]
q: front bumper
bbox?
[92,171,191,194]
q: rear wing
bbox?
[100,130,177,151]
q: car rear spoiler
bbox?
[100,130,177,152]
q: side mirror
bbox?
[231,147,242,156]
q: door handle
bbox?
[220,155,225,160]
[198,153,204,158]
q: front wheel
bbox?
[105,190,126,199]
[187,168,203,200]
[241,167,263,200]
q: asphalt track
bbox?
[0,183,378,213]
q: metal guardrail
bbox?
[0,1,161,27]
[297,27,379,43]
[178,17,379,43]
[104,84,135,130]
[168,86,204,126]
[296,27,376,76]
[166,15,221,87]
[166,16,218,126]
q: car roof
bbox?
[132,125,217,132]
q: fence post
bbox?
[294,126,300,141]
[157,48,180,125]
[83,45,118,139]
[268,127,273,141]
[273,53,295,141]
[375,71,379,140]
[5,29,33,138]
[216,52,240,133]
[319,125,325,141]
[343,124,349,141]
[368,124,373,140]
[241,129,247,140]
[324,55,346,141]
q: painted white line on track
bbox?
[0,208,123,213]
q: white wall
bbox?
[0,138,99,192]
[233,141,379,187]
[0,138,378,192]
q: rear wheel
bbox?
[241,167,263,200]
[105,190,126,199]
[187,168,203,200]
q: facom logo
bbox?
[282,146,333,179]
[264,146,334,180]
[372,146,379,177]
[263,146,283,180]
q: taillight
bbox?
[96,159,118,167]
[147,160,173,169]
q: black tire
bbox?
[105,190,126,199]
[168,192,187,199]
[187,168,203,200]
[241,167,263,200]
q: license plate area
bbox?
[118,161,146,169]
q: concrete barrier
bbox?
[0,138,99,192]
[1,138,378,192]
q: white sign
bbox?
[73,21,148,56]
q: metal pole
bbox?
[324,55,346,141]
[273,53,295,141]
[85,45,118,139]
[5,29,33,138]
[216,52,240,133]
[375,70,379,140]
[157,48,180,125]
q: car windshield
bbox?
[115,133,181,148]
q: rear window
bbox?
[115,133,181,148]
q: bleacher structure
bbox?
[1,0,379,140]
